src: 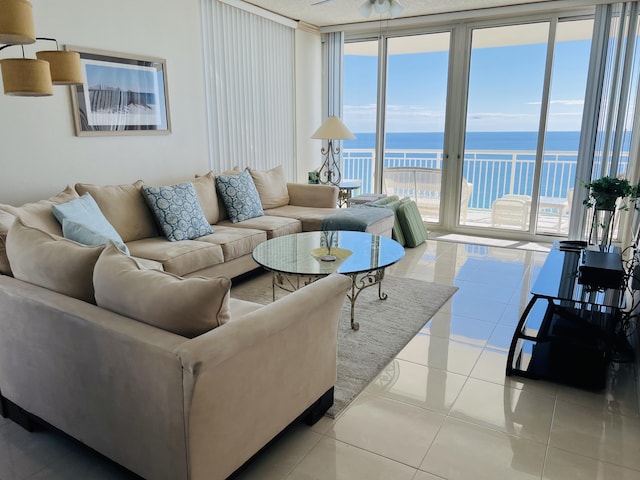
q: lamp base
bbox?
[320,254,337,262]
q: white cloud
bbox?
[345,103,585,132]
[527,99,584,106]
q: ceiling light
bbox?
[359,0,404,19]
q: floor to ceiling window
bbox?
[537,19,593,235]
[341,9,595,240]
[342,40,379,194]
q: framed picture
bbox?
[67,46,171,136]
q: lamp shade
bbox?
[0,58,53,96]
[311,116,355,140]
[36,50,83,84]
[0,0,36,45]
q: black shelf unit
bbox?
[507,242,624,390]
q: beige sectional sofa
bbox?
[0,168,393,280]
[0,167,394,480]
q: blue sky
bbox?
[85,61,158,94]
[344,39,591,133]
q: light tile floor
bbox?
[1,239,639,479]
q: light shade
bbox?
[0,58,52,96]
[389,0,404,18]
[359,0,373,18]
[358,0,404,19]
[36,50,83,84]
[0,0,36,45]
[311,116,355,140]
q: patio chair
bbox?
[491,194,531,229]
[383,167,473,221]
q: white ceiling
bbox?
[243,0,558,28]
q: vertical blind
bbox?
[571,1,640,240]
[200,0,296,175]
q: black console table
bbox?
[506,241,625,389]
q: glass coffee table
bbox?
[252,230,405,330]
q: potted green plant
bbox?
[582,176,639,246]
[582,176,638,211]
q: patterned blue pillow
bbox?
[215,170,264,223]
[142,183,213,241]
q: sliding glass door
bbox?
[462,23,549,232]
[382,33,451,224]
[537,19,592,235]
[342,11,594,239]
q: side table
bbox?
[338,181,361,208]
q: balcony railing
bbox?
[342,148,629,234]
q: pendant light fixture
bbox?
[0,0,83,96]
[359,0,404,19]
[0,0,35,45]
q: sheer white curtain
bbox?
[200,0,296,175]
[571,1,640,241]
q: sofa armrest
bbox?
[286,182,338,208]
[175,273,351,480]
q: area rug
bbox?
[230,272,458,418]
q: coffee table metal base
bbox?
[271,268,389,330]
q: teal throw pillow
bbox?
[142,182,213,241]
[52,193,130,254]
[215,170,264,223]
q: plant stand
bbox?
[588,207,616,247]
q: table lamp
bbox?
[311,116,355,186]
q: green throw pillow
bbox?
[367,196,408,246]
[397,200,428,248]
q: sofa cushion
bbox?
[0,209,15,276]
[93,243,231,338]
[51,192,129,254]
[215,170,264,223]
[264,205,340,232]
[216,215,301,239]
[0,186,80,276]
[142,182,213,241]
[75,180,158,243]
[247,165,289,209]
[6,218,104,303]
[125,237,224,277]
[397,200,428,247]
[197,225,266,261]
[193,171,222,224]
[0,185,79,236]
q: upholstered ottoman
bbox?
[320,206,394,237]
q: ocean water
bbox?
[343,131,582,151]
[342,131,584,206]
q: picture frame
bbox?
[66,46,171,136]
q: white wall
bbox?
[0,0,210,205]
[0,0,323,205]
